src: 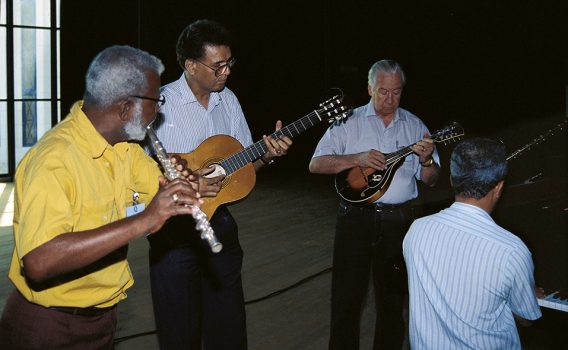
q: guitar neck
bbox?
[220,110,325,175]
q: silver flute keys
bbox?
[146,125,222,253]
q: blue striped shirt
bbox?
[154,74,253,153]
[312,101,439,204]
[403,202,542,350]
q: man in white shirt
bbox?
[403,137,542,349]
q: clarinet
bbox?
[146,125,223,253]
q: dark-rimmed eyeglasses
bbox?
[130,95,166,107]
[194,57,236,77]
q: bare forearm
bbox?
[309,155,360,175]
[253,157,267,172]
[420,162,440,187]
[22,213,152,283]
[514,313,533,328]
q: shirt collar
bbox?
[364,100,404,123]
[71,101,130,160]
[171,73,222,108]
[451,202,494,222]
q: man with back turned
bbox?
[403,137,542,349]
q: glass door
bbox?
[0,0,60,179]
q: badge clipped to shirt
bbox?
[126,191,145,217]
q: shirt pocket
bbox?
[75,193,116,231]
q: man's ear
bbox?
[367,84,373,97]
[184,59,195,74]
[117,99,131,121]
[493,180,505,199]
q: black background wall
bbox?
[60,0,567,292]
[60,1,568,184]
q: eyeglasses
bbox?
[130,95,166,107]
[194,57,236,77]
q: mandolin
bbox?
[334,122,465,204]
[175,95,351,218]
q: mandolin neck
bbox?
[385,145,415,165]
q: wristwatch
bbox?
[420,158,434,167]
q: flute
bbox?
[146,125,222,253]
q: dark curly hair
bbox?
[450,137,508,199]
[176,19,232,69]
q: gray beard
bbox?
[124,103,147,141]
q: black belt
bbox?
[370,200,412,212]
[49,304,116,317]
[341,200,412,212]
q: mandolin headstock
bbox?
[431,122,465,145]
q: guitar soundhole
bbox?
[202,162,230,189]
[204,163,226,178]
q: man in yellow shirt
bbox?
[0,45,201,349]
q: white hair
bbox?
[83,45,164,107]
[368,59,406,89]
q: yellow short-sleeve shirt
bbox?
[8,101,162,308]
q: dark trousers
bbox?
[329,201,414,350]
[148,206,247,350]
[0,289,117,350]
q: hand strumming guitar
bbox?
[193,166,225,198]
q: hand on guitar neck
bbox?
[255,120,293,170]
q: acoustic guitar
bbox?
[175,95,351,218]
[334,122,465,204]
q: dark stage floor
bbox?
[0,119,566,349]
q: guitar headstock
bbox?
[316,94,352,125]
[431,122,465,145]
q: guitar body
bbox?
[175,135,256,218]
[335,157,404,204]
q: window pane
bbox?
[0,27,6,99]
[14,28,51,99]
[57,30,60,99]
[14,100,53,165]
[0,102,8,174]
[0,0,6,25]
[56,0,60,27]
[14,0,51,27]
